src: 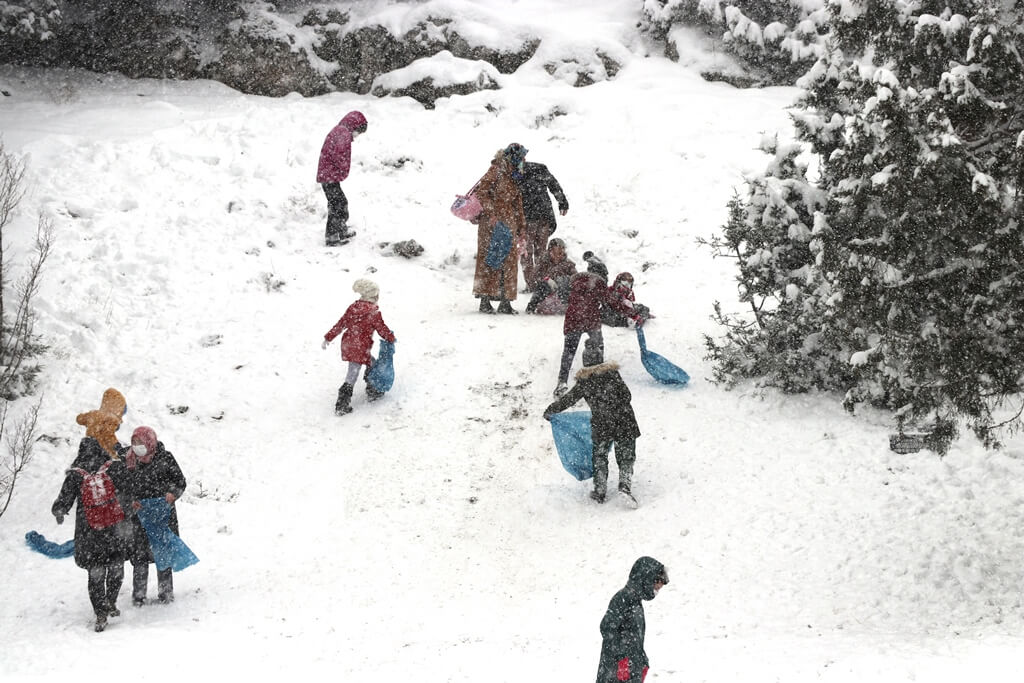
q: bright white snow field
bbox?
[1,1,1023,681]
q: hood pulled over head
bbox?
[627,556,668,600]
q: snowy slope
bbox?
[1,3,1024,681]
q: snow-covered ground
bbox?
[2,2,1024,681]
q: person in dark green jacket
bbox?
[543,352,641,503]
[596,557,669,683]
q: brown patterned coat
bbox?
[473,157,526,301]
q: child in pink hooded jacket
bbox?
[317,110,367,246]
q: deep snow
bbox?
[1,2,1024,681]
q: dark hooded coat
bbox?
[596,556,667,683]
[519,161,568,231]
[544,361,640,445]
[52,437,132,569]
[126,441,187,565]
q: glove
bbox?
[54,512,64,525]
[617,658,630,682]
[321,339,328,350]
[542,411,553,421]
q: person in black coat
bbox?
[518,159,569,292]
[596,557,669,683]
[124,426,187,605]
[543,352,641,503]
[52,436,132,632]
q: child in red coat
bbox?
[322,279,396,414]
[602,272,653,327]
[554,251,608,397]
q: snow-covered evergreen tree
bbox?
[641,0,830,83]
[707,0,1024,449]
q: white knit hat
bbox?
[352,278,379,302]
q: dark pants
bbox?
[133,561,173,602]
[592,438,636,496]
[557,328,604,385]
[321,182,350,243]
[87,563,124,617]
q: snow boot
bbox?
[479,298,495,314]
[496,300,517,315]
[365,383,384,403]
[591,468,608,504]
[335,383,354,415]
[94,614,107,632]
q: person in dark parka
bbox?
[52,435,132,632]
[543,354,641,503]
[125,426,187,605]
[518,159,569,291]
[596,557,669,683]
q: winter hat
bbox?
[127,426,158,468]
[547,237,566,250]
[76,387,126,459]
[582,251,608,281]
[614,272,634,287]
[352,278,380,302]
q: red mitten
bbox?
[642,666,649,682]
[617,658,630,681]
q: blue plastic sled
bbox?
[484,221,513,269]
[136,498,199,572]
[550,411,593,481]
[366,338,396,393]
[25,531,75,558]
[636,327,690,385]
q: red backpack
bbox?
[72,461,125,530]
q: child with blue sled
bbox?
[543,349,641,507]
[322,279,397,415]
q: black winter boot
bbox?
[365,383,384,403]
[479,298,495,314]
[496,300,517,315]
[335,383,354,415]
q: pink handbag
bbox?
[451,192,482,221]
[451,179,483,222]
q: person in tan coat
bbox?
[473,143,528,314]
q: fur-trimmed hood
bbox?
[575,361,619,380]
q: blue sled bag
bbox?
[636,327,690,385]
[550,411,593,481]
[366,339,396,393]
[137,498,199,572]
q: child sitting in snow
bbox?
[322,279,396,415]
[525,237,577,315]
[601,271,653,328]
